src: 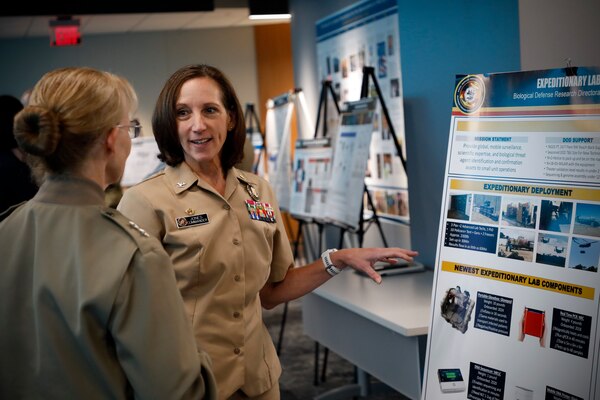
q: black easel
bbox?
[244,103,264,174]
[310,79,342,385]
[360,66,407,173]
[317,71,400,385]
[314,79,341,138]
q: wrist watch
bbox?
[321,248,341,276]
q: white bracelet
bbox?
[321,248,341,276]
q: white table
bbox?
[302,269,433,400]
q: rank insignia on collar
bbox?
[246,184,260,201]
[177,182,186,188]
[186,208,195,215]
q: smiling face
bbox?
[176,77,231,172]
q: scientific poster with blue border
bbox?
[289,137,332,221]
[316,0,409,224]
[422,67,600,400]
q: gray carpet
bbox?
[263,298,411,400]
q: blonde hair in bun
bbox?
[12,67,137,183]
[13,106,61,157]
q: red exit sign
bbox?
[49,18,81,47]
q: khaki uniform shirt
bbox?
[118,164,294,399]
[0,176,216,400]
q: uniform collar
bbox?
[165,163,258,201]
[35,175,105,206]
[164,163,200,195]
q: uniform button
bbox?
[234,275,241,282]
[232,238,240,245]
[223,204,231,210]
[233,311,240,318]
[234,347,241,355]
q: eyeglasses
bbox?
[116,123,142,139]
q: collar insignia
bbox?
[246,184,260,201]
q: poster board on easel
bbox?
[322,97,376,230]
[289,137,333,221]
[265,89,314,211]
[421,66,600,400]
[316,0,409,225]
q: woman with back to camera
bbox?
[0,66,216,399]
[118,64,418,400]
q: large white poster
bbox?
[422,67,600,400]
[316,0,409,224]
[265,98,293,211]
[121,136,163,187]
[323,98,376,230]
[289,137,333,221]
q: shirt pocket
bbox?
[163,224,206,293]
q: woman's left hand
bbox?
[330,247,419,284]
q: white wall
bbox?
[0,27,259,138]
[519,0,600,70]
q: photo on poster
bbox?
[369,188,409,217]
[390,78,400,98]
[518,307,546,347]
[382,153,393,179]
[437,368,465,393]
[471,194,501,224]
[500,196,539,230]
[341,58,348,78]
[349,54,357,72]
[568,237,599,272]
[358,47,365,69]
[536,233,568,267]
[376,41,387,78]
[497,228,535,262]
[380,114,390,140]
[293,159,305,193]
[539,199,573,233]
[573,203,600,237]
[447,193,472,221]
[440,286,475,334]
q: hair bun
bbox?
[13,106,61,156]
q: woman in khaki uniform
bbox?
[0,67,216,400]
[118,64,418,400]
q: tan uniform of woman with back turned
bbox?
[0,67,217,399]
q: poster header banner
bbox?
[453,66,600,115]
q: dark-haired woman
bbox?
[119,64,418,400]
